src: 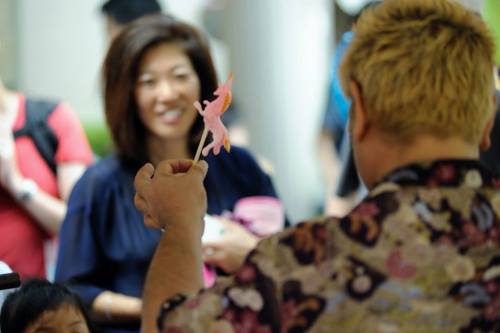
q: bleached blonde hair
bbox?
[341,0,495,144]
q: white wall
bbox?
[217,0,332,221]
[15,0,332,222]
[0,0,18,88]
[17,0,106,125]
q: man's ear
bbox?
[349,80,369,142]
[480,94,497,151]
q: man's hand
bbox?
[134,159,209,236]
[137,160,208,333]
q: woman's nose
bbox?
[156,80,178,101]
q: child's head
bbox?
[0,279,90,333]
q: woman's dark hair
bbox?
[0,279,91,333]
[103,14,218,165]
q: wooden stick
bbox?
[193,126,209,163]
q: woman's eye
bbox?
[175,75,188,81]
[138,78,155,86]
[173,72,191,81]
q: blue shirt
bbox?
[55,146,281,333]
[322,31,353,151]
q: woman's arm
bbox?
[56,159,143,325]
[1,100,93,235]
[92,291,142,322]
[7,162,87,235]
[202,216,259,273]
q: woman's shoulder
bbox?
[205,145,273,183]
[208,145,259,167]
[82,155,123,179]
[73,155,134,194]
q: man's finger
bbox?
[171,159,195,174]
[188,160,209,180]
[156,159,193,176]
[134,193,148,214]
[134,163,154,194]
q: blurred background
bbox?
[1,0,499,222]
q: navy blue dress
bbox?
[55,146,281,333]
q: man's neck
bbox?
[365,134,479,188]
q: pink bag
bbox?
[202,196,285,288]
[232,196,285,237]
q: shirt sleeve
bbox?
[157,238,283,332]
[54,170,106,307]
[47,102,93,165]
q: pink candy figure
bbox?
[193,73,233,159]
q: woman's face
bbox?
[24,305,89,333]
[135,42,201,141]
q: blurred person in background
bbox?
[1,279,91,333]
[318,0,381,217]
[55,15,285,333]
[0,75,93,280]
[101,0,163,41]
[318,0,499,216]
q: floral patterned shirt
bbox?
[159,160,500,332]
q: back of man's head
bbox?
[341,0,495,145]
[101,0,162,25]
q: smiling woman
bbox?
[54,14,285,333]
[134,43,201,149]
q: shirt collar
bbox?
[373,159,499,190]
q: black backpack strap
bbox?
[13,98,59,174]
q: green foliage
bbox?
[484,0,500,66]
[84,125,113,158]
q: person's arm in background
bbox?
[55,164,142,323]
[0,100,92,235]
[91,291,142,322]
[326,129,363,216]
[201,148,286,274]
[317,128,342,214]
[135,160,208,333]
[202,216,259,273]
[0,153,66,235]
[317,51,349,217]
[318,120,359,217]
[318,32,362,217]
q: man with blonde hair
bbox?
[135,0,500,332]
